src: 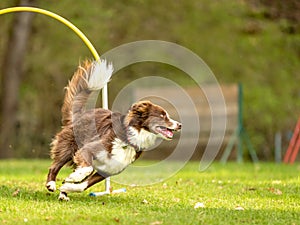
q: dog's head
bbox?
[125,100,181,140]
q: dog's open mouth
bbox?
[155,126,174,140]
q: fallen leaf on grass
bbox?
[142,199,149,204]
[268,188,282,195]
[235,206,245,211]
[12,189,20,197]
[194,202,205,209]
[150,221,163,225]
[173,198,180,203]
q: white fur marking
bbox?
[46,181,56,192]
[88,59,113,91]
[165,111,179,130]
[169,118,179,130]
[59,181,88,193]
[64,166,94,183]
[93,138,137,176]
[58,192,70,201]
[127,127,157,149]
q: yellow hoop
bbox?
[0,6,109,109]
[0,6,100,60]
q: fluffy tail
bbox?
[61,59,113,126]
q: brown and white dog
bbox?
[45,60,181,200]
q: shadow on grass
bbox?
[0,184,122,203]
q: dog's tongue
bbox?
[156,126,174,139]
[162,128,173,139]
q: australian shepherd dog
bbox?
[45,60,181,200]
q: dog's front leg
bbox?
[64,166,94,183]
[59,180,89,201]
[58,173,105,201]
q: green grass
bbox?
[0,160,300,225]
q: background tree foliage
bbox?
[0,0,299,159]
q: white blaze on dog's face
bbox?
[126,101,181,141]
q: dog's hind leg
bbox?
[46,138,74,192]
[46,159,70,192]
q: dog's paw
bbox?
[46,181,56,192]
[64,166,94,183]
[58,192,70,201]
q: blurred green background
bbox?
[0,0,299,160]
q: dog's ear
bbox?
[130,101,152,118]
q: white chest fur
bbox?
[92,138,137,176]
[127,127,157,149]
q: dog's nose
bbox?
[177,122,182,130]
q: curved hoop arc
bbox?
[0,7,100,59]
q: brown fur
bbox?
[61,60,93,126]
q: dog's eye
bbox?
[160,114,167,119]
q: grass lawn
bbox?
[0,160,300,225]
